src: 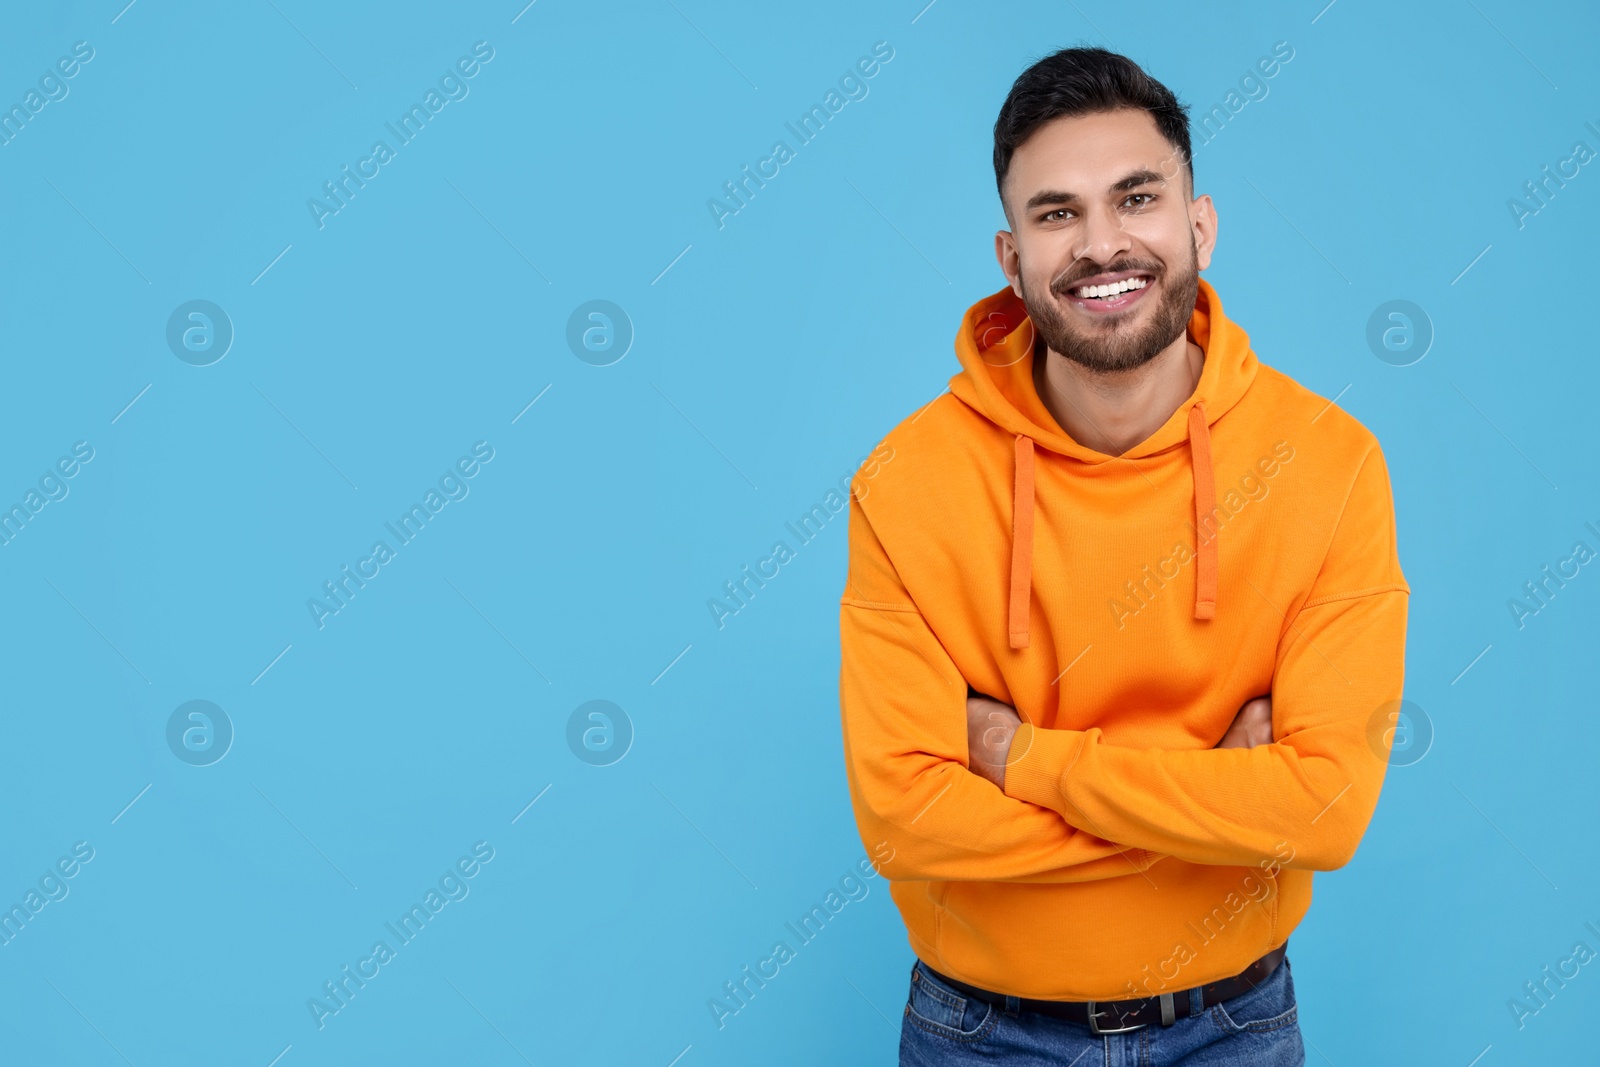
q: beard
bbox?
[1019,239,1199,375]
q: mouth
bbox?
[1059,270,1156,315]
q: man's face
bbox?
[995,109,1216,374]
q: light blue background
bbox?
[0,0,1596,1063]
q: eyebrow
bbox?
[1022,168,1169,213]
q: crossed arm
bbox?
[964,691,1282,866]
[843,580,1404,881]
[968,692,1274,797]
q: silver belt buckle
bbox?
[1086,1000,1148,1035]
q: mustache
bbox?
[1053,260,1164,295]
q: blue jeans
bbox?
[899,954,1303,1066]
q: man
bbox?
[838,48,1408,1065]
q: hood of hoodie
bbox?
[947,277,1259,645]
[950,276,1258,462]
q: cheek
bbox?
[1128,214,1193,266]
[1013,256,1056,300]
[1029,238,1083,289]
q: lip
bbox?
[1060,271,1156,315]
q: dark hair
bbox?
[993,47,1192,219]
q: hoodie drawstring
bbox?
[1188,402,1218,620]
[1006,403,1218,650]
[1008,435,1035,650]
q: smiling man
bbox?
[838,48,1409,1065]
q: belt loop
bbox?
[1159,992,1175,1027]
[1004,994,1021,1017]
[1188,984,1205,1016]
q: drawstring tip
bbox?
[1009,630,1030,650]
[1193,600,1216,621]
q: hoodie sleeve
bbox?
[840,492,1165,883]
[1002,444,1410,872]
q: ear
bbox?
[994,230,1024,298]
[1190,192,1218,272]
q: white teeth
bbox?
[1076,276,1149,299]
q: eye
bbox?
[1040,208,1073,222]
[1123,193,1156,208]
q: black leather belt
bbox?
[918,941,1287,1034]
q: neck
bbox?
[1032,330,1205,456]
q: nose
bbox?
[1072,203,1133,267]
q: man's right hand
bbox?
[1215,696,1273,749]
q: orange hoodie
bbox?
[838,278,1409,1001]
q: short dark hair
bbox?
[993,47,1192,219]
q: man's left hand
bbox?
[966,693,1022,790]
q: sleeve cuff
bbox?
[1002,722,1090,811]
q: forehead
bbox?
[1005,108,1181,201]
